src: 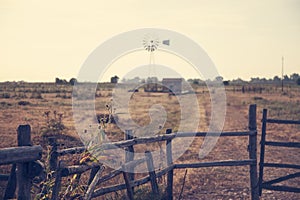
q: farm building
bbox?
[162,78,183,94]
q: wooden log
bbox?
[57,146,86,156]
[175,160,256,169]
[248,105,259,200]
[88,166,100,185]
[3,164,16,199]
[59,130,255,155]
[176,131,256,137]
[92,183,127,198]
[51,161,63,200]
[97,169,122,185]
[97,158,145,185]
[123,172,134,200]
[48,137,58,171]
[156,165,175,178]
[145,151,159,195]
[84,165,104,200]
[166,129,173,200]
[16,125,32,200]
[0,145,42,165]
[60,163,100,177]
[92,176,151,198]
[92,165,175,198]
[125,130,135,192]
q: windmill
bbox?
[142,34,160,92]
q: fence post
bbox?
[51,161,63,200]
[145,151,159,195]
[123,172,134,200]
[125,130,135,192]
[248,105,259,200]
[48,137,58,171]
[166,129,173,200]
[88,166,100,185]
[84,165,104,200]
[16,124,32,200]
[258,109,268,196]
[3,164,17,199]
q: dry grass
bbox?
[0,82,299,199]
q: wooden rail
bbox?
[56,131,257,156]
[0,145,42,165]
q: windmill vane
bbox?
[162,40,170,46]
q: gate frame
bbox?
[258,109,300,196]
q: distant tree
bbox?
[215,76,223,82]
[231,78,246,85]
[111,75,119,83]
[188,78,202,85]
[223,81,230,86]
[55,77,67,84]
[290,73,300,81]
[193,79,200,85]
[69,78,77,86]
[147,77,158,83]
[55,77,61,84]
[273,76,281,82]
[283,75,290,81]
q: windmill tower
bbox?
[281,56,284,92]
[143,34,160,92]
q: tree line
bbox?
[188,73,300,85]
[55,73,300,86]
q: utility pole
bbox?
[281,56,284,92]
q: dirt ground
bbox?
[0,82,299,199]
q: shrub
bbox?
[15,93,28,99]
[0,101,12,107]
[41,111,66,137]
[1,93,10,98]
[69,78,77,86]
[30,92,43,99]
[18,101,31,106]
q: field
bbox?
[0,82,299,199]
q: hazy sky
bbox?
[1,0,299,82]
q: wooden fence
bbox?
[2,105,299,199]
[0,125,43,200]
[258,109,300,195]
[47,104,259,200]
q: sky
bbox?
[0,0,299,82]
